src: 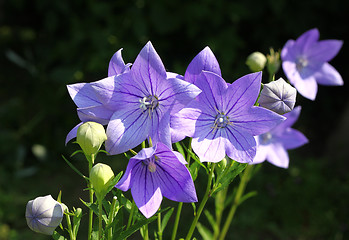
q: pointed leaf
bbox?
[197,222,213,240]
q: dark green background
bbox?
[1,0,348,239]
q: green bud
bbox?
[90,163,114,199]
[266,48,281,77]
[246,52,267,72]
[76,122,107,157]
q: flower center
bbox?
[213,113,230,129]
[147,161,157,173]
[139,95,159,116]
[296,57,308,71]
[259,132,273,145]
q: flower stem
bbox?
[126,200,136,230]
[218,164,253,240]
[108,196,118,240]
[157,212,162,240]
[98,200,103,240]
[65,213,75,240]
[171,202,183,240]
[87,154,95,240]
[185,163,216,240]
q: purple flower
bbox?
[66,49,130,144]
[281,28,343,100]
[252,106,308,168]
[171,71,285,163]
[90,42,201,155]
[115,142,197,218]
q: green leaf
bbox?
[174,142,185,157]
[52,231,67,240]
[197,222,213,240]
[204,210,216,230]
[113,215,158,240]
[161,207,174,232]
[212,161,247,195]
[62,155,87,180]
[238,191,258,205]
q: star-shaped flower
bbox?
[171,71,285,163]
[252,106,308,168]
[66,49,130,144]
[115,142,197,218]
[281,28,343,100]
[90,42,201,154]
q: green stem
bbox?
[126,200,136,230]
[108,196,118,240]
[185,163,216,240]
[87,154,95,240]
[66,213,75,240]
[186,138,192,166]
[143,224,149,240]
[98,200,103,240]
[218,165,253,240]
[213,188,228,240]
[157,212,162,240]
[171,202,183,240]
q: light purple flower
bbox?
[66,49,130,144]
[258,78,297,114]
[90,42,201,155]
[115,142,197,218]
[281,28,343,100]
[171,71,285,163]
[252,106,308,168]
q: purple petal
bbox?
[231,106,286,136]
[184,46,222,84]
[105,109,150,155]
[154,143,197,202]
[65,123,82,144]
[224,127,257,163]
[158,77,202,115]
[224,72,262,115]
[195,71,228,113]
[149,111,171,148]
[273,106,301,130]
[130,41,167,96]
[170,101,203,142]
[90,76,120,110]
[67,83,101,108]
[108,49,130,76]
[266,143,289,168]
[278,128,308,150]
[295,28,320,53]
[283,61,318,100]
[131,164,163,218]
[252,143,269,164]
[191,129,228,163]
[77,105,114,125]
[307,40,343,63]
[314,63,343,86]
[281,40,296,61]
[115,158,142,191]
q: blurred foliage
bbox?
[0,0,348,239]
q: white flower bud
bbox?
[258,78,296,114]
[246,52,267,72]
[25,195,64,235]
[76,122,107,156]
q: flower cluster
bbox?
[26,28,343,239]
